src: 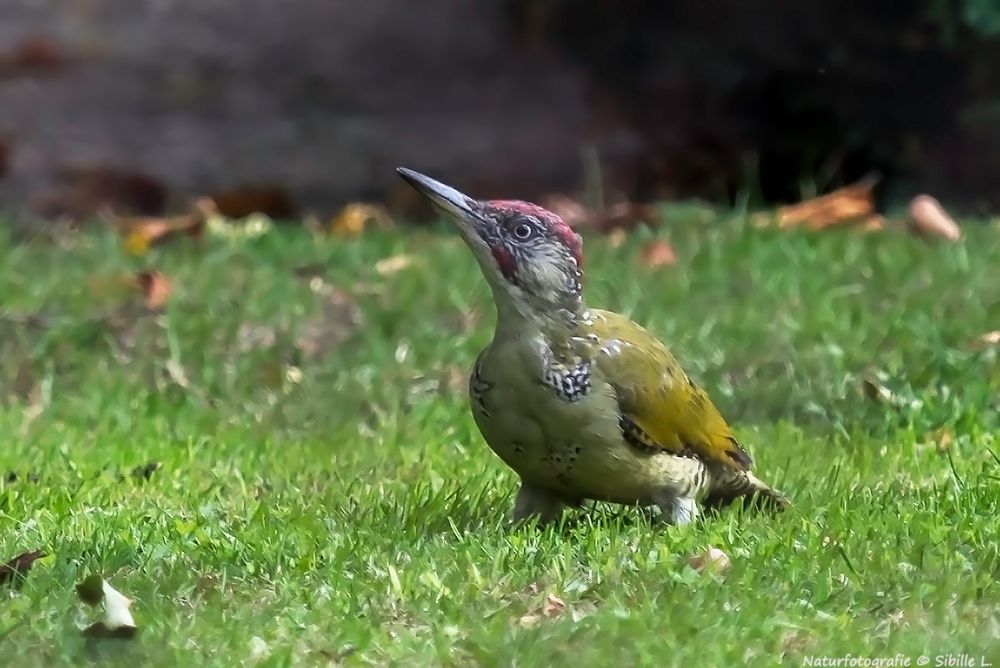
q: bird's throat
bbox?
[493,291,589,354]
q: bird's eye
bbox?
[513,222,534,240]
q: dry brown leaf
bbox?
[639,239,677,269]
[32,166,167,221]
[0,549,46,586]
[375,254,416,276]
[134,271,171,310]
[330,203,392,237]
[908,195,961,241]
[204,186,298,220]
[687,547,731,575]
[775,174,880,230]
[109,204,207,255]
[541,594,567,617]
[0,35,65,76]
[517,593,568,627]
[932,429,953,454]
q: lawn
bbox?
[0,211,998,666]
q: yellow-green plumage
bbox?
[583,309,753,470]
[473,308,786,523]
[395,166,787,525]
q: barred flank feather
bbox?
[704,469,789,512]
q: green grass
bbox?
[1,212,998,666]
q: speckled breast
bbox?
[467,344,666,504]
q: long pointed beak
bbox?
[396,167,482,230]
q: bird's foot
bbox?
[511,482,567,526]
[656,496,699,525]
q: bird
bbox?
[397,167,789,525]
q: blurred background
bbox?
[1,0,1000,222]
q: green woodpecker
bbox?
[397,167,789,525]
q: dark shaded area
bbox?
[0,0,998,217]
[508,0,1000,210]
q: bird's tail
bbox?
[703,467,789,513]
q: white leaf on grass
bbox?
[77,575,138,639]
[687,546,732,575]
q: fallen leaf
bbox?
[774,174,880,230]
[32,166,167,221]
[375,254,416,276]
[517,593,570,627]
[861,373,921,410]
[109,203,207,255]
[973,331,1000,348]
[0,549,46,586]
[329,202,392,237]
[687,547,731,575]
[862,377,896,405]
[908,195,961,241]
[205,186,298,220]
[541,594,567,617]
[0,35,65,76]
[134,271,171,310]
[77,576,138,639]
[933,429,953,454]
[164,359,192,390]
[639,239,677,269]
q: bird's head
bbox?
[397,168,584,321]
